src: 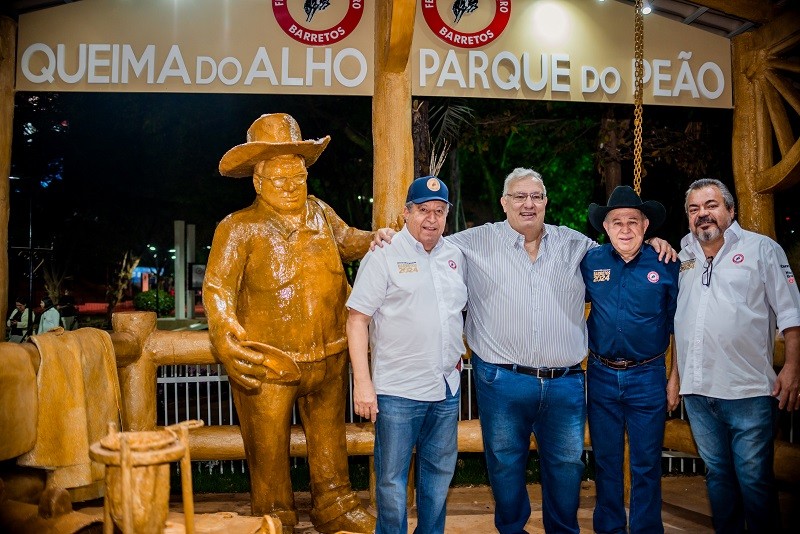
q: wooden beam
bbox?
[383,0,416,74]
[372,0,414,230]
[0,16,16,340]
[690,0,779,25]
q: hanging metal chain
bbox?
[633,0,645,195]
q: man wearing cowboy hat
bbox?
[204,113,376,533]
[580,185,679,534]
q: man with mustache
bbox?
[672,178,800,533]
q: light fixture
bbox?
[642,1,652,15]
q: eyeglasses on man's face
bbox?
[506,192,546,204]
[702,256,714,287]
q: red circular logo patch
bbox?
[273,1,364,46]
[449,259,457,270]
[422,0,511,49]
[732,254,744,264]
[647,271,660,283]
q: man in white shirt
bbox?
[347,176,468,534]
[672,178,800,534]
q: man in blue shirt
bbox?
[580,186,679,534]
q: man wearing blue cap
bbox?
[347,176,468,534]
[581,186,679,534]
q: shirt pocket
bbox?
[717,269,750,304]
[631,276,666,316]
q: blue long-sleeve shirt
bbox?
[580,243,679,360]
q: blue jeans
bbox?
[374,385,460,534]
[682,394,779,534]
[587,356,666,534]
[472,354,586,534]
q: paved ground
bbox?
[109,476,795,533]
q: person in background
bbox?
[672,178,800,533]
[57,289,78,330]
[581,186,679,534]
[347,176,467,534]
[37,297,61,334]
[7,296,33,342]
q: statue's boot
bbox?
[264,509,297,534]
[313,504,376,534]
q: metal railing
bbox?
[155,360,800,479]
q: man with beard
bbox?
[671,178,800,533]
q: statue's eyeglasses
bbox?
[255,172,307,188]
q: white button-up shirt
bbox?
[674,221,800,399]
[447,221,595,368]
[346,227,468,401]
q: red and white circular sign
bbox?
[273,1,364,46]
[422,0,512,49]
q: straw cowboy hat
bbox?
[588,185,666,233]
[219,113,331,178]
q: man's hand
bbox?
[667,373,681,412]
[648,237,678,263]
[774,327,800,411]
[353,379,379,422]
[370,228,396,251]
[773,363,800,411]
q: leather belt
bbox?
[590,351,665,370]
[494,362,584,379]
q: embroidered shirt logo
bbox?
[448,259,457,269]
[397,262,419,274]
[593,269,611,282]
[785,265,796,284]
[680,259,696,272]
[647,271,660,283]
[732,253,744,264]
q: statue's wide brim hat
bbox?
[588,185,666,233]
[219,113,331,178]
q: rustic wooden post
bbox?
[0,16,16,338]
[372,0,416,231]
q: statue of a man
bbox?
[204,113,376,533]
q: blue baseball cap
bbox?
[406,176,450,204]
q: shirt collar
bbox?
[610,244,644,263]
[398,225,445,253]
[501,220,549,248]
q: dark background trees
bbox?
[10,91,797,311]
